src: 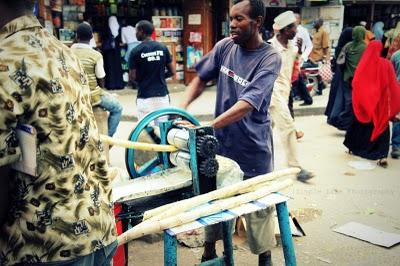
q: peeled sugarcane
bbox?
[100,134,178,152]
[143,168,300,222]
[117,178,293,246]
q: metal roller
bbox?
[167,128,190,151]
[169,151,191,170]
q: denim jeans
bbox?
[99,94,123,137]
[17,240,118,266]
[392,122,400,149]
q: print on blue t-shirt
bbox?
[129,41,172,99]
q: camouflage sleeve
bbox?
[0,64,23,167]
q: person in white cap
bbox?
[268,10,314,182]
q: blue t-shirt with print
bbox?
[196,38,281,177]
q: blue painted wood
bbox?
[276,202,297,266]
[188,128,200,195]
[164,231,177,266]
[222,221,235,266]
[159,121,174,170]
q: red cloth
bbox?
[352,40,400,141]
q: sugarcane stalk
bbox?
[117,178,293,246]
[100,134,178,152]
[143,168,300,222]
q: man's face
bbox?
[229,1,259,46]
[283,23,297,40]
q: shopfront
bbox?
[342,1,400,29]
[36,0,230,84]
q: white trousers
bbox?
[269,90,301,167]
[136,95,170,124]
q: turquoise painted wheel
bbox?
[125,107,200,179]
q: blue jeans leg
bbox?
[392,122,400,149]
[100,94,123,137]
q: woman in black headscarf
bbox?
[325,27,353,126]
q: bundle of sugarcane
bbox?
[117,177,294,246]
[142,168,300,223]
[100,134,177,152]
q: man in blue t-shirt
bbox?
[180,0,281,264]
[129,20,175,120]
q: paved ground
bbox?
[109,112,400,265]
[111,83,329,122]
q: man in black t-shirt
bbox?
[129,20,175,120]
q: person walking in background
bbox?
[344,41,400,167]
[384,21,400,49]
[372,21,385,42]
[180,1,282,264]
[360,21,375,45]
[325,27,353,126]
[121,21,141,63]
[72,23,123,137]
[386,31,400,59]
[0,2,117,265]
[129,20,174,121]
[269,11,314,182]
[292,13,313,106]
[309,18,330,95]
[102,16,125,90]
[390,48,400,159]
[294,13,313,63]
[329,26,366,131]
[309,18,330,64]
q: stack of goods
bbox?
[60,0,86,44]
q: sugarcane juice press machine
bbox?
[113,108,237,265]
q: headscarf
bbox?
[391,50,400,81]
[352,40,400,141]
[385,21,400,47]
[335,27,353,59]
[343,26,366,81]
[386,33,400,59]
[108,16,120,38]
[372,21,384,41]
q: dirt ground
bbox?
[111,116,400,266]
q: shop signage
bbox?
[188,14,202,25]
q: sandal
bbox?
[377,158,388,168]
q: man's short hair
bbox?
[136,20,155,36]
[76,23,93,42]
[232,0,266,25]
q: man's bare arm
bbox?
[180,76,207,109]
[129,69,137,82]
[165,62,175,79]
[211,100,254,129]
[97,78,105,88]
[0,166,10,226]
